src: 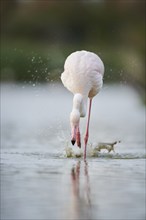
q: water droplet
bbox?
[32,83,36,87]
[32,57,35,62]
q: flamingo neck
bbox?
[70,93,87,142]
[72,93,87,117]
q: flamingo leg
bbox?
[76,127,81,148]
[84,98,92,160]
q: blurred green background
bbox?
[0,0,145,100]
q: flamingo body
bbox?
[61,50,104,159]
[61,50,104,99]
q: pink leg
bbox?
[84,98,92,160]
[76,127,81,148]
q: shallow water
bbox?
[1,83,146,220]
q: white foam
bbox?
[63,146,83,158]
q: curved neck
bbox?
[72,93,87,117]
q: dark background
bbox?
[1,0,145,100]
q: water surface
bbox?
[1,83,145,220]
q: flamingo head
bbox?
[70,109,81,147]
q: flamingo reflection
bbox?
[69,161,92,219]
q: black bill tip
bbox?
[71,140,76,145]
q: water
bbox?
[1,83,145,220]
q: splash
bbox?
[62,141,120,158]
[63,146,83,158]
[62,141,146,159]
[90,141,121,154]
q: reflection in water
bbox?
[68,161,93,219]
[83,161,91,207]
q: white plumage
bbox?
[61,50,104,159]
[61,50,104,98]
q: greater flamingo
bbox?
[61,50,104,159]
